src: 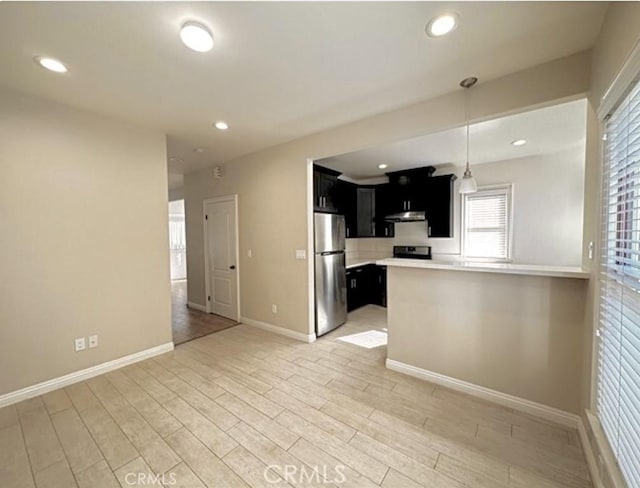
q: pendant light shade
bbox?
[459,77,478,194]
[459,169,478,194]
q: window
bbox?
[462,185,512,260]
[599,76,640,488]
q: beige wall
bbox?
[185,51,592,335]
[590,2,640,108]
[387,267,588,413]
[0,88,172,395]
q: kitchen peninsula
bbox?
[379,258,590,416]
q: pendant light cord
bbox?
[465,86,470,172]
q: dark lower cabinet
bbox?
[347,265,386,312]
[372,265,387,307]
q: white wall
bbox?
[0,87,172,395]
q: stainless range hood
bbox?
[384,210,426,222]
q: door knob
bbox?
[229,265,236,270]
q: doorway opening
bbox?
[169,198,237,345]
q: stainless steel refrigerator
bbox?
[314,213,347,336]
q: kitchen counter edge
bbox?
[375,258,590,279]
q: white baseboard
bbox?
[240,316,316,343]
[187,301,206,312]
[577,415,605,488]
[386,358,580,428]
[0,342,174,409]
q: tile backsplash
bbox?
[345,238,393,262]
[346,221,460,263]
[393,222,430,245]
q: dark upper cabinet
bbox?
[425,174,456,238]
[335,182,394,239]
[313,165,341,213]
[318,164,452,238]
[356,186,394,238]
[356,187,376,237]
[336,179,357,238]
[386,166,435,213]
[374,184,395,237]
[386,167,455,238]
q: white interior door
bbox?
[204,197,239,321]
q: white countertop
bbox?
[346,259,381,269]
[375,258,590,279]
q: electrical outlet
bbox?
[295,249,306,260]
[272,304,277,313]
[88,335,98,348]
[75,337,86,352]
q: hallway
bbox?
[171,280,237,345]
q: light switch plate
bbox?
[75,337,86,352]
[248,249,252,258]
[295,249,306,260]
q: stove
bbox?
[393,245,432,260]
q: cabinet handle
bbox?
[407,200,411,210]
[428,226,432,236]
[322,196,325,207]
[403,201,406,210]
[346,228,350,237]
[356,269,363,273]
[385,228,388,236]
[372,223,375,235]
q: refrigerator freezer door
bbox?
[314,213,345,253]
[315,252,347,336]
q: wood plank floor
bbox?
[171,280,237,345]
[0,305,592,487]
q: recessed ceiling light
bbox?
[180,21,214,52]
[35,56,68,73]
[511,139,527,146]
[378,164,388,169]
[425,13,459,38]
[214,121,229,130]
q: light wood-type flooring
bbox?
[0,305,591,487]
[171,280,237,345]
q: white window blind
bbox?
[462,186,512,260]
[599,75,640,488]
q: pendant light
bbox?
[459,77,478,194]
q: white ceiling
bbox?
[318,98,588,178]
[0,2,606,186]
